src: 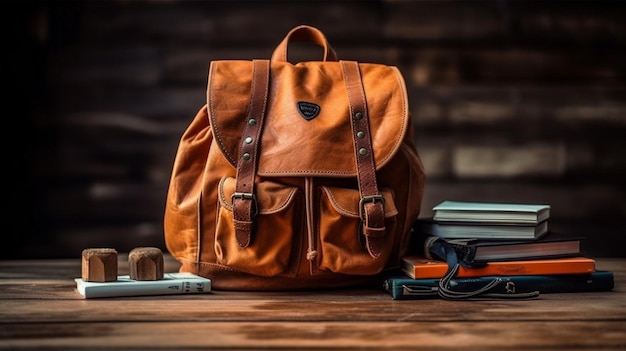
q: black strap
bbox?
[428,239,540,300]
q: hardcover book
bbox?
[383,271,615,300]
[414,219,549,240]
[75,272,212,298]
[434,232,583,264]
[433,200,550,225]
[401,255,596,279]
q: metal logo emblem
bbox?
[297,101,321,120]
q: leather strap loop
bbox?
[341,60,386,259]
[233,59,270,248]
[271,25,338,62]
[429,238,541,300]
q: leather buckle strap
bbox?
[233,59,270,248]
[359,195,385,222]
[341,60,386,258]
[231,192,258,217]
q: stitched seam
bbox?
[208,62,236,165]
[374,66,409,168]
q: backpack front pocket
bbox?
[316,186,398,275]
[215,176,301,277]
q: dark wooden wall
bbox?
[6,0,625,259]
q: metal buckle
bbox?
[402,285,439,297]
[358,195,385,221]
[231,192,258,217]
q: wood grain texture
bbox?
[1,321,625,350]
[0,256,624,350]
[81,248,118,282]
[128,247,164,281]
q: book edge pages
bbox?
[433,201,551,213]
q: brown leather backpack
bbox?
[164,25,426,290]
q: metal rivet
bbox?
[355,112,363,120]
[242,153,251,160]
[245,137,253,144]
[357,131,365,138]
[359,148,368,156]
[248,119,257,126]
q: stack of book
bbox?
[384,200,615,300]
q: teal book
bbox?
[433,200,550,225]
[383,271,614,300]
[415,218,550,240]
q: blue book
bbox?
[383,271,614,300]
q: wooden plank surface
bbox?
[0,257,624,350]
[2,321,625,350]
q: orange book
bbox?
[401,255,596,279]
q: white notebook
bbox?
[75,272,211,298]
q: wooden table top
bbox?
[1,255,624,350]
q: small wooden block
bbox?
[81,248,118,282]
[128,247,164,281]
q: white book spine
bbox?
[75,273,211,298]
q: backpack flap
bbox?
[208,60,409,177]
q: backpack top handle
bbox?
[271,25,338,63]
